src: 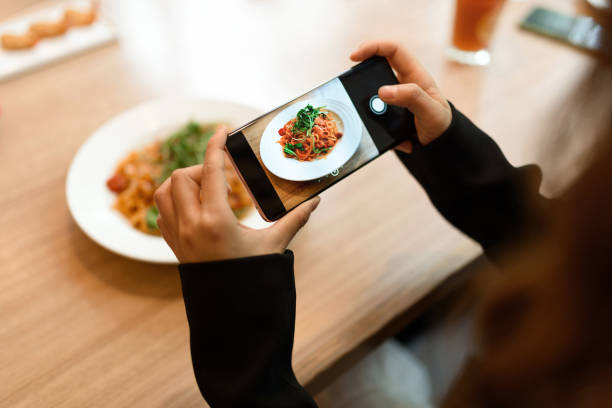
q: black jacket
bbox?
[179,104,544,407]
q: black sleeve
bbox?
[396,103,547,260]
[179,250,317,408]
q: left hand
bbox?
[154,126,320,264]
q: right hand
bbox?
[350,40,452,153]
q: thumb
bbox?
[268,197,321,249]
[379,83,451,145]
[379,83,441,119]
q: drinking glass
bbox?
[447,0,506,66]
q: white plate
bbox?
[0,1,116,82]
[66,98,267,264]
[259,98,362,181]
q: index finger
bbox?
[200,126,232,211]
[350,40,437,91]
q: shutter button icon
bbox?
[369,95,387,115]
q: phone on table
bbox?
[225,56,417,221]
[520,7,612,58]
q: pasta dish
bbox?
[106,122,252,235]
[278,104,343,161]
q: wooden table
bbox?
[0,0,602,406]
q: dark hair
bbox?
[443,19,612,408]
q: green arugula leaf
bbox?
[291,104,325,136]
[145,206,159,230]
[288,105,327,158]
[159,122,215,182]
[284,146,297,156]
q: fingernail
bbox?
[312,196,321,211]
[379,85,396,99]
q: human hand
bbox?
[350,40,452,153]
[154,126,320,263]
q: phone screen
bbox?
[226,56,416,221]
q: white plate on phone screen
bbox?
[259,98,362,181]
[66,98,267,264]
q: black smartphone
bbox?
[520,7,612,58]
[226,56,416,221]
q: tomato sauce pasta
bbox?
[278,105,343,161]
[106,122,252,235]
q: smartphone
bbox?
[520,7,612,58]
[226,56,417,221]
